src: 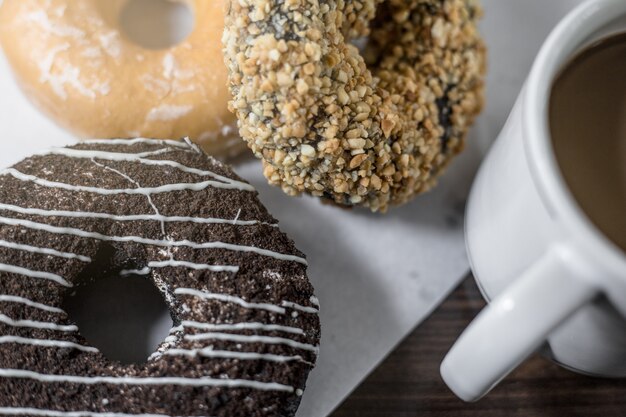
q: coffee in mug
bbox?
[550,33,626,252]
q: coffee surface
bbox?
[550,32,626,253]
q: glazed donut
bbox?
[0,138,319,416]
[0,1,244,157]
[224,0,485,211]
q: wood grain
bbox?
[331,275,626,417]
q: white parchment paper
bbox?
[0,1,586,415]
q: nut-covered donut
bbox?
[0,138,319,416]
[224,0,485,211]
[0,0,244,157]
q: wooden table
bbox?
[331,275,626,417]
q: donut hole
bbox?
[119,0,194,49]
[62,245,173,365]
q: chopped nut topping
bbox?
[224,0,485,212]
[301,144,316,157]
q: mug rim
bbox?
[524,0,626,275]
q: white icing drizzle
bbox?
[38,147,253,190]
[43,147,189,167]
[0,239,90,262]
[0,368,294,392]
[0,314,76,332]
[183,137,202,155]
[0,217,307,265]
[0,263,71,287]
[309,296,320,307]
[0,295,65,314]
[0,407,213,417]
[174,288,286,314]
[232,209,242,225]
[95,148,179,159]
[148,260,239,273]
[121,261,238,276]
[280,301,319,314]
[84,138,189,148]
[0,203,273,227]
[0,336,97,353]
[184,332,320,354]
[173,321,304,335]
[2,168,249,194]
[162,347,312,366]
[119,268,150,277]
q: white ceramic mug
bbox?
[440,0,626,402]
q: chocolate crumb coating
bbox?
[224,0,485,212]
[0,138,320,417]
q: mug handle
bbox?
[440,245,599,401]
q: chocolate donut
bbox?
[224,0,485,212]
[0,138,319,416]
